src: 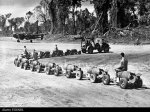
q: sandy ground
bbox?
[0,37,150,107]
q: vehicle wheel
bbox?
[54,69,59,76]
[16,61,20,67]
[82,48,86,53]
[102,74,110,85]
[37,65,41,73]
[104,47,109,53]
[66,70,71,78]
[17,40,20,42]
[20,62,24,69]
[98,49,102,53]
[14,59,17,66]
[45,67,50,75]
[119,78,128,89]
[88,46,93,54]
[30,40,33,43]
[76,71,83,80]
[41,37,43,40]
[90,74,97,83]
[30,65,34,72]
[136,78,143,88]
[24,63,28,70]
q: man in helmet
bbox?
[115,52,128,81]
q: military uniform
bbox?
[32,50,38,60]
[115,57,128,74]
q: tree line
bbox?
[1,0,150,36]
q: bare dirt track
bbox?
[0,37,150,107]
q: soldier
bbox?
[115,52,128,81]
[32,49,38,60]
[55,44,58,51]
[23,46,28,58]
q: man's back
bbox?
[120,57,128,71]
[33,51,38,60]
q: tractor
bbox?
[104,71,143,89]
[79,35,110,54]
[51,50,64,57]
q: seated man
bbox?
[32,49,38,61]
[23,46,29,58]
[55,44,58,51]
[115,52,128,80]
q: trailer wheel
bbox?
[102,74,110,85]
[17,39,20,42]
[30,40,33,43]
[76,71,83,80]
[54,69,59,76]
[90,74,97,83]
[119,78,128,89]
[24,63,28,70]
[14,59,17,66]
[88,46,93,54]
[136,78,143,88]
[30,65,34,72]
[16,61,20,67]
[104,47,109,53]
[37,65,41,73]
[66,70,71,78]
[20,62,24,69]
[45,67,50,75]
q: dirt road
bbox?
[0,37,150,107]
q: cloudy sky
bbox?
[0,0,94,18]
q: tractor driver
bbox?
[115,52,128,80]
[23,46,28,58]
[32,49,38,61]
[55,44,58,51]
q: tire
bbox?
[54,69,59,76]
[30,65,34,72]
[136,78,143,88]
[98,49,102,53]
[17,40,20,42]
[76,71,83,80]
[45,67,50,75]
[66,70,71,78]
[119,78,128,89]
[88,46,93,54]
[96,44,102,53]
[16,61,20,67]
[104,47,109,53]
[82,48,86,53]
[102,74,110,85]
[24,63,28,70]
[37,65,41,73]
[30,40,32,43]
[90,74,97,83]
[20,62,24,69]
[14,59,17,66]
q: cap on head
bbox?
[24,46,26,48]
[120,52,125,57]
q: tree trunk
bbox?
[72,6,76,34]
[111,0,117,28]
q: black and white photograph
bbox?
[0,0,150,108]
